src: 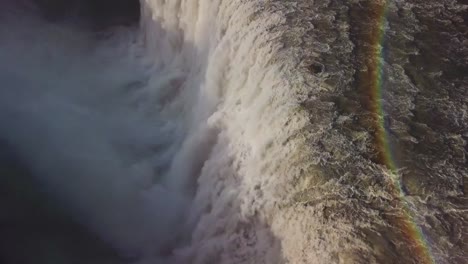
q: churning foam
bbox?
[136,1,311,262]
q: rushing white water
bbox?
[136,1,311,263]
[0,1,308,263]
[2,1,465,264]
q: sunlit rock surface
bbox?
[0,0,466,263]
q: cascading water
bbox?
[0,1,293,263]
[1,0,466,264]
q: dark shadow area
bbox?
[35,0,140,29]
[0,1,140,263]
[0,142,125,264]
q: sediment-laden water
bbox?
[0,0,466,263]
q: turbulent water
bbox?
[0,0,466,264]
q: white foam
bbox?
[140,1,311,263]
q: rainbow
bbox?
[370,1,436,263]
